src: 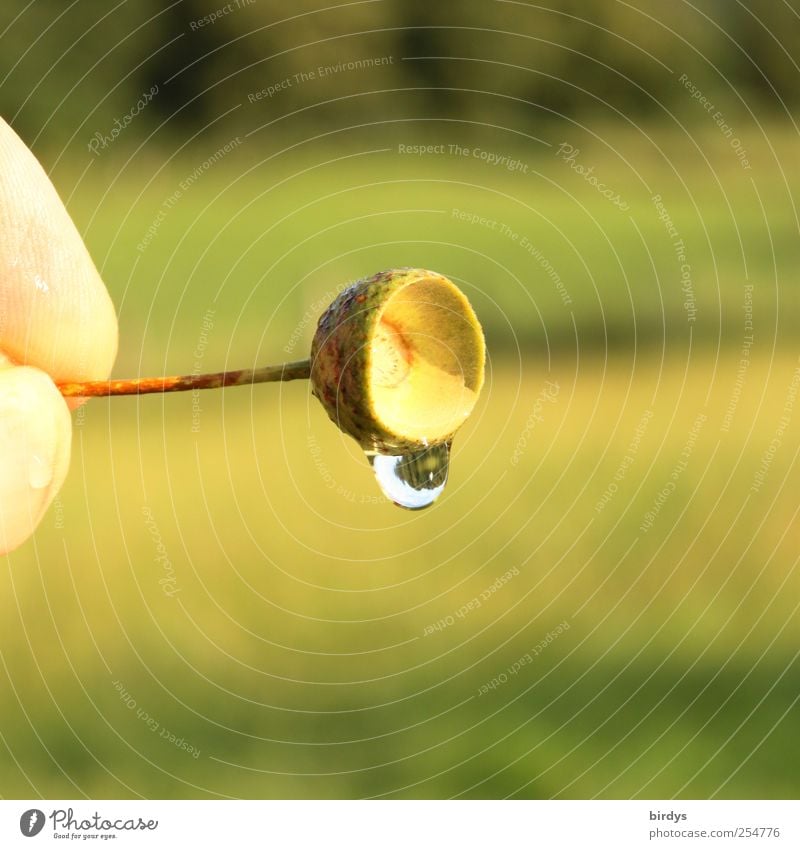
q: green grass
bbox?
[59,121,800,368]
[2,350,798,798]
[1,127,799,798]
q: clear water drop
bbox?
[368,442,450,510]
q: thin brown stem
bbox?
[57,359,312,398]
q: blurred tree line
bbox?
[0,0,797,155]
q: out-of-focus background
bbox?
[1,0,799,799]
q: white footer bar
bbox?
[2,800,797,848]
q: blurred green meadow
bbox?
[2,125,800,799]
[68,122,800,363]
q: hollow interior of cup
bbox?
[368,275,485,444]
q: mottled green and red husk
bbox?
[310,268,467,453]
[310,269,403,451]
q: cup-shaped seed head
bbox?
[311,268,485,453]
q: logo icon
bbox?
[19,809,45,837]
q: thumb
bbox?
[0,362,71,555]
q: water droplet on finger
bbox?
[28,454,52,490]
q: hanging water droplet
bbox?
[367,442,450,510]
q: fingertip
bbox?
[0,365,71,555]
[0,116,119,384]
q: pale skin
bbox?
[0,117,118,555]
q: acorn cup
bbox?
[310,268,485,509]
[310,268,485,453]
[58,268,486,510]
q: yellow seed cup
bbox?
[310,268,486,453]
